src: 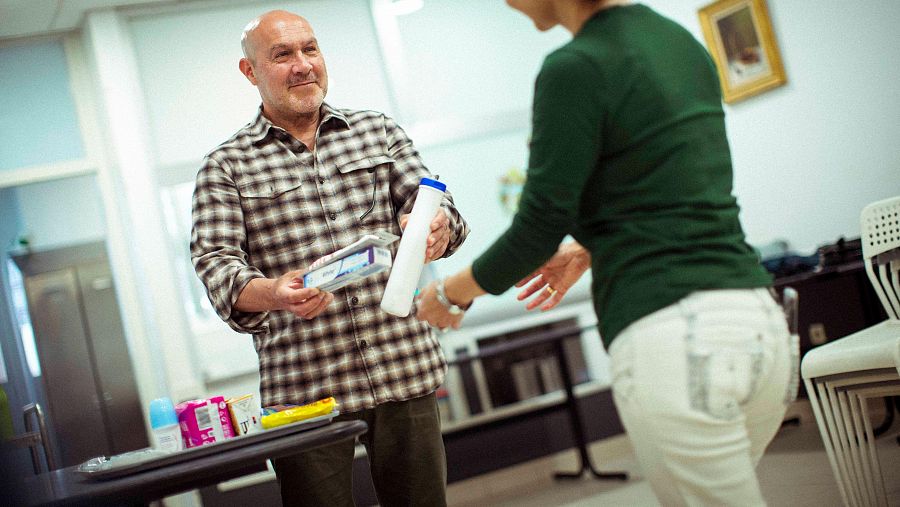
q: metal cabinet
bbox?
[13,242,147,467]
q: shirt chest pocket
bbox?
[337,155,395,229]
[238,177,320,249]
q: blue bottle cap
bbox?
[149,397,178,428]
[419,177,446,192]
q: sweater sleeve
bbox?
[472,48,605,294]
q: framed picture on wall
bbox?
[698,0,786,103]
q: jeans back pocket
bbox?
[687,328,764,420]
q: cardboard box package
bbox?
[175,396,235,448]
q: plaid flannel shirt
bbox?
[191,104,469,412]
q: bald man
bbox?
[191,10,469,506]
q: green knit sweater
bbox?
[472,4,771,347]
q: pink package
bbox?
[175,396,235,448]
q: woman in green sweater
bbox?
[417,0,795,505]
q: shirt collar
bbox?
[247,103,350,145]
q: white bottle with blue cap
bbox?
[149,397,183,453]
[381,177,447,317]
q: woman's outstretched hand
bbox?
[515,241,590,311]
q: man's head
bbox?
[239,10,328,123]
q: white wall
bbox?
[642,0,900,252]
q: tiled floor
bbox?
[446,399,900,506]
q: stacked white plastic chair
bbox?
[801,195,900,507]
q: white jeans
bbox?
[608,288,797,506]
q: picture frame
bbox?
[698,0,786,103]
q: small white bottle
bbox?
[149,397,183,453]
[381,177,447,317]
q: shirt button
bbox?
[360,340,368,349]
[329,212,337,220]
[351,296,359,305]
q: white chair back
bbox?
[860,196,900,320]
[798,196,900,507]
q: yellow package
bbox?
[261,397,337,430]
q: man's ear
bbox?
[239,58,257,85]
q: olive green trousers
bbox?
[272,392,447,507]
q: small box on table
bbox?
[175,396,235,448]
